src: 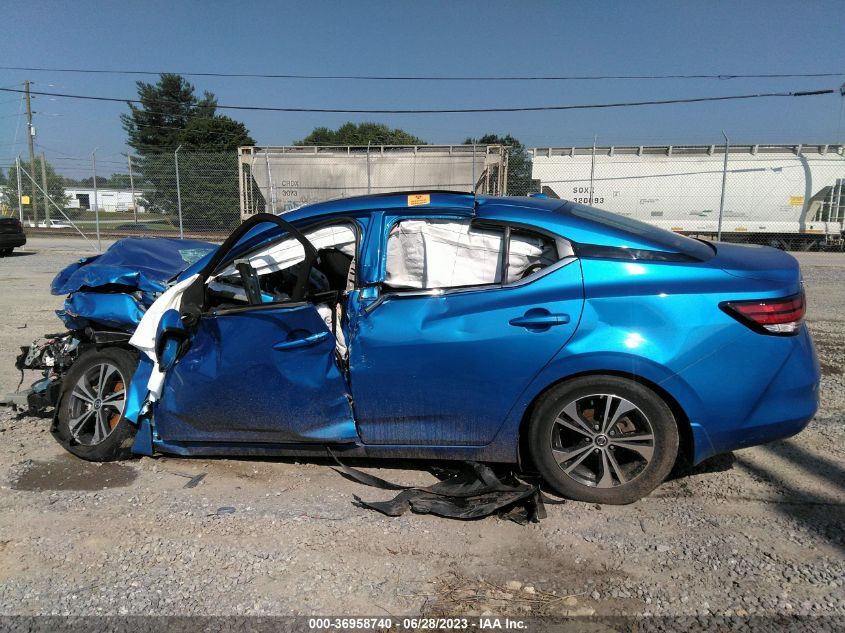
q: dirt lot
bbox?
[0,238,843,623]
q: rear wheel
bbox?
[55,347,138,461]
[528,376,678,504]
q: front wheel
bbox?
[55,347,138,461]
[527,376,679,504]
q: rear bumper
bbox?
[691,325,820,464]
[0,233,26,248]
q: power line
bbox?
[1,65,843,82]
[0,86,837,114]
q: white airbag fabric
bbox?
[385,220,550,289]
[129,273,199,401]
[215,225,356,280]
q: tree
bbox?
[295,122,426,146]
[180,116,254,151]
[121,74,255,229]
[3,157,68,221]
[464,133,533,196]
[65,173,133,188]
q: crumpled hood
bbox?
[52,237,216,299]
[51,237,216,332]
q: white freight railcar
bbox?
[239,145,506,217]
[531,144,845,248]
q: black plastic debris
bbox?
[183,473,207,489]
[329,451,563,524]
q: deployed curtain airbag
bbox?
[384,220,554,289]
[215,225,356,280]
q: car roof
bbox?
[283,190,477,221]
[275,191,708,254]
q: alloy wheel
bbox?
[66,362,127,446]
[549,393,655,488]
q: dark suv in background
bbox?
[0,217,26,255]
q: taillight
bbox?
[720,292,805,335]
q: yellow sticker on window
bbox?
[408,194,430,207]
[789,196,804,206]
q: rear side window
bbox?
[385,219,504,289]
[568,203,714,261]
[506,229,560,283]
[384,219,569,290]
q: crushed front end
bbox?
[8,237,215,414]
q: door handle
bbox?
[509,311,570,328]
[273,331,331,351]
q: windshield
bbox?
[568,203,714,260]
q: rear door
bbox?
[348,215,585,446]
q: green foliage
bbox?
[464,133,533,196]
[3,157,68,221]
[121,74,255,229]
[180,116,254,151]
[64,173,134,188]
[295,122,426,146]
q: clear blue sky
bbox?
[1,0,844,178]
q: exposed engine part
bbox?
[16,333,80,373]
[14,332,81,413]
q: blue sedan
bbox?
[44,192,820,504]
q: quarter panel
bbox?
[488,257,811,464]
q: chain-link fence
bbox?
[3,151,242,250]
[3,142,844,252]
[530,143,845,250]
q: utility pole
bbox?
[24,80,38,224]
[127,154,137,225]
[15,157,24,221]
[717,131,729,242]
[40,152,50,223]
[174,145,184,239]
[92,149,101,251]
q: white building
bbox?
[64,187,145,213]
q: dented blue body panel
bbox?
[59,291,146,330]
[46,193,819,468]
[51,237,216,331]
[53,237,215,299]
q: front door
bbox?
[150,213,356,445]
[152,302,355,444]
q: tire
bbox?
[527,375,679,504]
[54,347,138,461]
[0,248,11,256]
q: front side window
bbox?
[209,221,357,306]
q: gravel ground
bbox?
[0,238,843,624]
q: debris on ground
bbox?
[330,452,564,523]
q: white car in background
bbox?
[37,219,72,229]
